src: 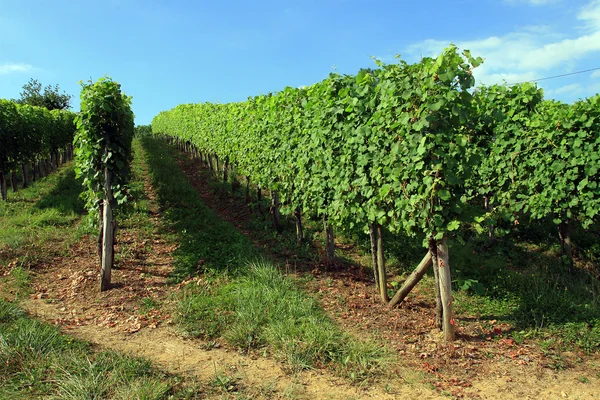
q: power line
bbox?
[506,66,600,86]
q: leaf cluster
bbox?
[0,99,76,171]
[151,45,600,245]
[74,77,134,215]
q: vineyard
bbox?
[151,46,600,341]
[1,46,600,399]
[0,100,76,199]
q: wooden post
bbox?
[245,176,251,204]
[558,219,574,273]
[257,187,263,214]
[323,216,335,265]
[369,223,379,292]
[21,164,28,189]
[100,167,114,292]
[437,237,455,341]
[294,208,304,245]
[271,190,282,233]
[10,171,17,192]
[376,224,388,302]
[0,170,6,200]
[38,160,44,178]
[429,237,443,330]
[214,154,220,179]
[208,154,214,172]
[388,251,432,308]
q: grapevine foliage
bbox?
[74,77,134,217]
[152,45,600,246]
[0,99,75,174]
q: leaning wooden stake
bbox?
[437,237,455,341]
[100,167,114,292]
[388,251,432,308]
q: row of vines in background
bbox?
[152,45,600,341]
[0,100,76,200]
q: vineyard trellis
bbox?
[151,45,600,341]
[0,99,76,201]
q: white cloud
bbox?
[405,1,600,88]
[0,63,33,74]
[551,83,583,95]
[591,70,600,78]
[579,0,600,31]
[504,0,558,5]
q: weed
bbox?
[178,259,387,382]
[577,375,590,383]
[139,297,160,314]
[0,301,191,399]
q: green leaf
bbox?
[447,220,460,231]
[437,189,451,201]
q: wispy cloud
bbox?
[0,63,34,74]
[579,0,600,31]
[591,70,600,78]
[405,0,600,88]
[504,0,558,5]
[550,83,583,96]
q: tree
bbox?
[17,78,72,110]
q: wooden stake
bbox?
[100,167,114,292]
[437,237,455,341]
[388,251,432,308]
[376,224,388,302]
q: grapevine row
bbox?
[0,99,76,200]
[151,45,600,341]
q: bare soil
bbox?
[175,151,600,399]
[10,145,600,399]
[18,148,427,399]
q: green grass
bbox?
[0,165,86,273]
[179,259,387,381]
[140,138,388,382]
[139,136,260,281]
[0,299,200,399]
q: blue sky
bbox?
[1,0,599,125]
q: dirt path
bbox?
[18,143,600,400]
[20,144,440,399]
[172,147,600,399]
[24,299,442,399]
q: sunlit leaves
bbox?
[150,46,600,246]
[0,99,75,172]
[74,77,134,217]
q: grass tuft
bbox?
[0,301,189,399]
[179,258,387,381]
